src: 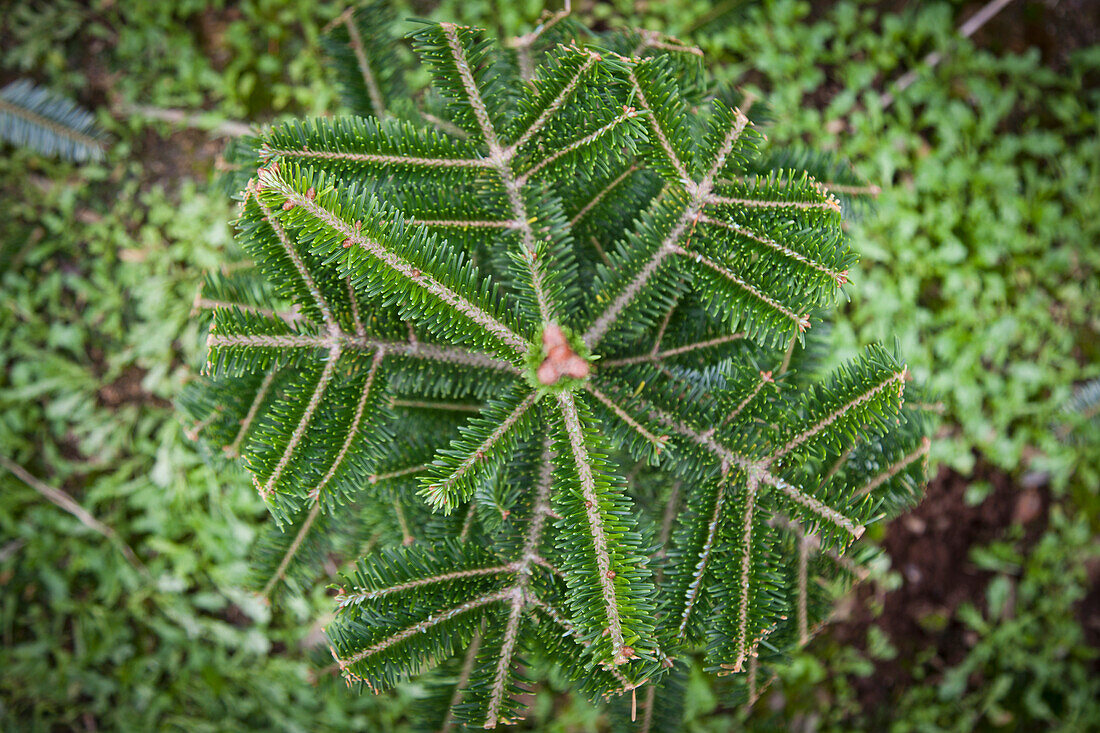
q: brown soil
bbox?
[1081,557,1100,674]
[826,462,1054,711]
[96,364,170,410]
[971,0,1100,71]
[131,127,225,189]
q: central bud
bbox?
[525,324,593,393]
[537,324,589,385]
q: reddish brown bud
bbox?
[536,324,589,386]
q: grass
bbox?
[1,0,1097,730]
[0,146,405,729]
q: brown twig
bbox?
[0,455,147,574]
[116,101,253,138]
[879,0,1015,108]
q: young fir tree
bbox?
[183,5,930,729]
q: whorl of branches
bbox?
[182,4,928,729]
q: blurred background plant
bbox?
[1,0,1096,730]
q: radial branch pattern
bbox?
[181,9,929,729]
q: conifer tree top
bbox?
[183,7,929,728]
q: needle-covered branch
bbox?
[183,13,931,728]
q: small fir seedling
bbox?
[183,5,930,729]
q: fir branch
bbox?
[509,51,599,154]
[601,332,745,367]
[797,534,810,646]
[649,303,676,355]
[207,332,517,374]
[389,341,519,373]
[0,80,106,161]
[851,436,930,500]
[556,392,630,664]
[206,332,340,350]
[307,349,385,502]
[440,631,483,733]
[631,30,704,58]
[393,497,415,546]
[705,192,841,213]
[263,171,528,353]
[484,593,525,727]
[583,383,667,454]
[390,399,482,412]
[768,368,907,463]
[761,474,865,540]
[368,464,427,484]
[421,111,469,139]
[251,187,338,329]
[527,597,634,692]
[343,12,387,118]
[582,203,694,349]
[224,369,277,458]
[440,23,503,152]
[726,470,761,673]
[500,165,555,323]
[698,107,750,183]
[184,406,222,442]
[258,344,343,499]
[713,370,773,432]
[672,245,809,330]
[333,587,514,669]
[720,175,881,198]
[260,502,321,598]
[336,563,518,608]
[262,145,492,168]
[523,439,556,565]
[192,295,303,324]
[189,18,931,723]
[626,67,688,181]
[699,215,848,286]
[517,107,639,183]
[345,275,366,338]
[676,469,728,640]
[407,217,522,229]
[584,91,751,350]
[421,390,538,509]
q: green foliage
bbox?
[183,9,930,727]
[0,144,402,729]
[740,509,1100,733]
[5,0,1095,730]
[895,511,1100,731]
[693,0,1100,482]
[322,1,407,119]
